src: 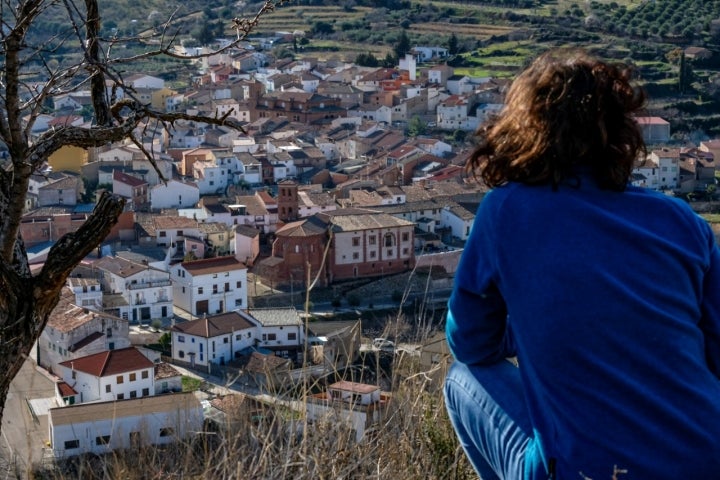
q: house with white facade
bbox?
[37,287,131,375]
[235,152,264,184]
[171,256,248,316]
[436,93,479,132]
[440,204,475,241]
[153,215,203,248]
[150,179,200,210]
[66,277,103,310]
[55,347,156,405]
[636,116,671,145]
[94,255,173,323]
[48,391,201,459]
[228,194,277,233]
[170,311,259,368]
[246,307,304,359]
[126,73,165,90]
[632,148,680,191]
[306,381,389,442]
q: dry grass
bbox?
[31,359,475,480]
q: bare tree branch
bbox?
[35,191,125,308]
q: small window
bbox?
[352,237,360,247]
[198,287,204,294]
[116,375,124,384]
[178,350,185,359]
[141,370,149,379]
[129,373,136,382]
[105,384,111,393]
[64,440,80,449]
[236,281,242,288]
[178,335,185,343]
[72,371,77,380]
[117,393,125,400]
[369,235,376,245]
[130,390,137,399]
[288,332,297,340]
[95,435,111,445]
[224,337,229,344]
[402,232,409,242]
[142,388,149,396]
[267,333,277,341]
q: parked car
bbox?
[372,338,395,351]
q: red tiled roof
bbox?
[113,170,147,187]
[59,347,153,377]
[57,381,78,397]
[329,381,379,394]
[171,311,256,337]
[181,255,246,275]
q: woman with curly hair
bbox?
[444,49,720,479]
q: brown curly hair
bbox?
[468,49,646,191]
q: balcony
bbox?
[127,280,172,290]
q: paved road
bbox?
[0,357,55,476]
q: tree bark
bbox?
[0,0,287,442]
[0,192,125,431]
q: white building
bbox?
[235,153,263,184]
[94,255,173,323]
[153,216,203,248]
[66,277,103,310]
[246,307,304,358]
[437,93,479,132]
[150,179,200,210]
[633,148,680,191]
[48,391,201,459]
[440,204,475,241]
[306,381,388,442]
[55,347,155,404]
[38,288,131,375]
[170,311,258,368]
[171,256,248,316]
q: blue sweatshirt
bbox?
[446,175,720,479]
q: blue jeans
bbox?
[444,360,546,480]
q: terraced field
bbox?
[409,22,517,40]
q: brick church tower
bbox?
[277,179,299,222]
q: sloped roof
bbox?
[69,332,105,352]
[94,255,148,278]
[49,392,199,426]
[247,307,302,327]
[113,170,147,187]
[245,352,291,373]
[181,255,246,275]
[59,347,153,377]
[329,381,379,394]
[171,311,256,338]
[275,217,327,237]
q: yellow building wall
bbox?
[151,87,177,111]
[48,145,88,174]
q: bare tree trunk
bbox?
[0,0,286,439]
[0,192,125,429]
